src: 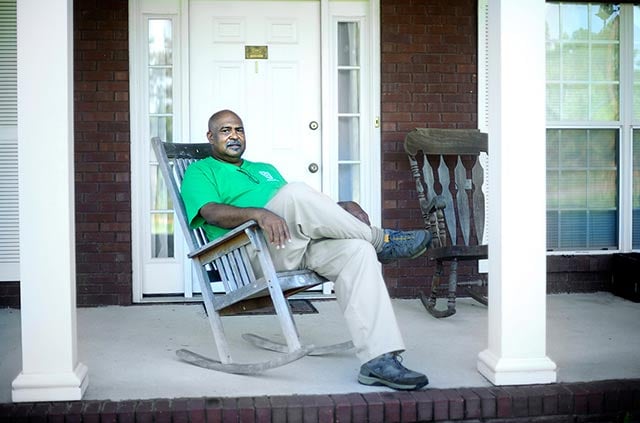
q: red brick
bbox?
[585,383,606,414]
[28,402,51,423]
[82,50,113,61]
[75,81,98,91]
[151,400,170,423]
[269,396,287,422]
[96,40,128,51]
[315,396,334,423]
[205,397,223,423]
[67,402,85,423]
[81,401,102,423]
[565,383,589,414]
[99,401,118,423]
[362,393,384,423]
[535,385,559,416]
[285,396,303,423]
[505,387,531,417]
[253,396,270,423]
[331,394,351,423]
[98,101,128,112]
[381,393,414,423]
[487,387,512,418]
[347,393,367,422]
[457,388,481,419]
[525,386,545,416]
[48,402,70,423]
[97,81,129,92]
[83,71,114,81]
[7,403,31,423]
[236,397,254,423]
[409,390,431,421]
[134,400,153,423]
[299,395,318,423]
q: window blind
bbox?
[0,0,16,126]
[0,0,18,281]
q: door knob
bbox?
[308,163,319,173]
[309,121,319,130]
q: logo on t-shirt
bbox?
[259,171,277,182]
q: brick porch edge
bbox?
[1,379,638,422]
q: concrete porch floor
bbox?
[0,292,639,404]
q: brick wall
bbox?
[73,0,132,306]
[380,0,480,297]
[2,379,639,422]
[548,255,612,294]
[0,282,19,308]
[0,0,615,309]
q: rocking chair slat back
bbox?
[154,142,212,254]
[405,128,488,250]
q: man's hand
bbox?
[254,209,291,249]
[338,201,371,226]
[199,202,291,249]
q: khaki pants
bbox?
[263,182,405,363]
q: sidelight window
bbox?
[148,18,176,259]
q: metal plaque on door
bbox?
[245,46,268,59]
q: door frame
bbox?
[129,0,381,302]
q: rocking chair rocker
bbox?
[152,137,353,374]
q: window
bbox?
[148,18,175,259]
[546,129,618,249]
[0,0,17,281]
[634,129,640,248]
[337,21,362,202]
[546,3,639,251]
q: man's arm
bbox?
[199,202,291,249]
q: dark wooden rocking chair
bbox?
[152,137,353,374]
[404,128,489,318]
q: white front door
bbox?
[189,0,322,189]
[132,0,379,300]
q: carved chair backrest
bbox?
[404,128,488,249]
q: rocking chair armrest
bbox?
[187,220,259,259]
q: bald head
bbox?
[205,109,246,165]
[208,109,242,134]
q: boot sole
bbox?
[378,244,428,264]
[357,374,429,391]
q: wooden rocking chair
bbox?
[404,128,489,318]
[152,137,353,374]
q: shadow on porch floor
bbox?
[1,292,639,404]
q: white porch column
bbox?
[477,0,557,385]
[12,0,88,402]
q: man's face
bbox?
[207,113,246,165]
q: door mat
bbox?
[237,299,318,316]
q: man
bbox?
[181,109,431,390]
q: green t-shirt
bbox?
[181,157,287,240]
